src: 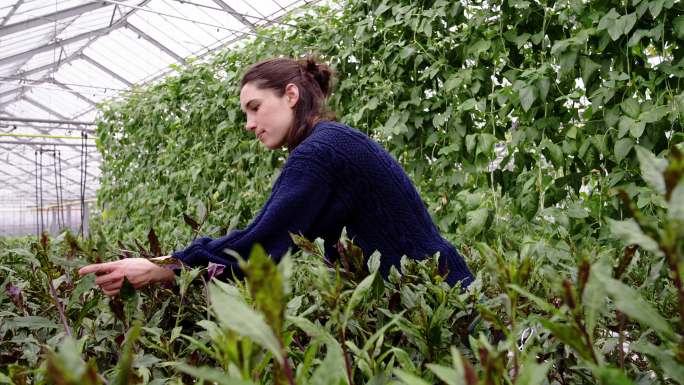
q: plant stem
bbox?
[281,350,296,385]
[617,310,625,369]
[47,276,72,337]
[340,329,355,385]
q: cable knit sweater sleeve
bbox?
[171,147,338,277]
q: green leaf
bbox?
[559,48,578,76]
[620,99,640,118]
[508,285,558,314]
[648,0,664,17]
[467,39,491,58]
[566,201,589,218]
[8,316,59,330]
[515,352,551,385]
[444,74,461,92]
[394,369,431,385]
[520,86,536,112]
[621,13,637,35]
[598,273,677,340]
[631,341,684,384]
[607,218,661,255]
[209,281,283,362]
[639,105,669,123]
[542,140,563,167]
[580,56,601,86]
[243,244,286,336]
[593,366,636,385]
[112,323,141,385]
[627,29,650,47]
[617,117,644,138]
[427,364,462,385]
[539,319,594,361]
[635,146,667,194]
[310,338,348,385]
[608,16,626,40]
[536,78,550,101]
[344,272,377,323]
[598,9,619,32]
[673,15,684,39]
[614,138,634,163]
[465,207,489,236]
[175,364,257,385]
[668,180,684,221]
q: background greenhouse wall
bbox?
[0,196,92,237]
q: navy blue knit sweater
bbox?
[172,121,474,287]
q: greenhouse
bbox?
[1,0,683,384]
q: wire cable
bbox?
[34,150,39,237]
[57,149,66,229]
[39,149,44,234]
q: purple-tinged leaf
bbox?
[207,262,226,281]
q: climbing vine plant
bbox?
[97,0,683,247]
[2,0,684,384]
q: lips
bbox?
[257,131,265,141]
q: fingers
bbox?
[95,271,123,286]
[100,277,123,296]
[103,287,120,296]
[79,261,118,276]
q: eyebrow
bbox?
[243,99,259,111]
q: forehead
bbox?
[240,82,270,108]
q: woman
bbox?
[79,57,474,295]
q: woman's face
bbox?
[239,82,298,150]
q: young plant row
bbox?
[1,146,683,384]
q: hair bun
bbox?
[301,57,333,97]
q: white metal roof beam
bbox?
[0,0,152,69]
[0,25,120,67]
[211,0,256,30]
[0,87,22,100]
[80,54,133,86]
[0,0,25,27]
[124,22,185,63]
[0,111,50,134]
[14,56,80,78]
[0,2,113,38]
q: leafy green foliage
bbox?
[2,0,684,383]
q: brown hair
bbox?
[240,57,334,150]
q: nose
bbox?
[245,117,256,132]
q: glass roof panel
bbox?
[0,93,17,105]
[54,57,131,94]
[23,86,90,118]
[20,39,92,74]
[76,109,97,120]
[0,3,14,21]
[84,27,177,84]
[0,62,22,77]
[226,0,267,19]
[1,26,54,58]
[6,99,60,119]
[7,0,89,24]
[1,0,319,220]
[56,5,122,41]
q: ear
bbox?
[284,83,299,108]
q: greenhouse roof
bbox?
[0,0,313,211]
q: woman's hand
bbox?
[78,257,176,296]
